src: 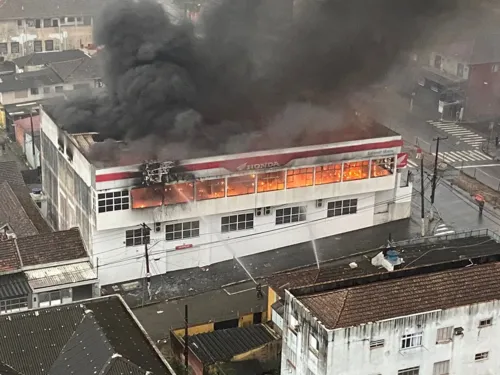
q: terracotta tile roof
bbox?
[298,261,500,329]
[15,228,88,266]
[0,240,21,273]
[0,295,172,375]
[0,182,39,238]
[10,185,52,234]
[0,161,25,186]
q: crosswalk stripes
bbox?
[431,149,491,164]
[426,120,486,148]
[407,159,418,169]
[434,223,455,237]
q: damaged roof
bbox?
[0,295,173,375]
[296,259,500,329]
[188,324,278,365]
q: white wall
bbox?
[283,295,500,375]
[430,51,470,80]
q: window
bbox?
[10,42,20,54]
[227,175,255,196]
[370,339,385,349]
[436,326,453,343]
[125,228,150,247]
[289,315,298,330]
[33,40,42,52]
[17,20,23,27]
[401,332,422,349]
[457,63,464,77]
[43,18,52,27]
[371,158,394,177]
[221,213,254,232]
[315,163,341,185]
[30,87,39,95]
[45,40,54,51]
[166,220,199,241]
[35,19,41,28]
[479,318,492,327]
[55,86,64,93]
[343,161,369,181]
[399,367,419,375]
[26,19,35,27]
[195,178,225,200]
[39,290,66,307]
[276,206,306,225]
[0,297,28,314]
[257,171,285,192]
[492,64,499,73]
[67,17,75,23]
[43,87,51,94]
[287,168,313,189]
[164,182,194,204]
[327,199,357,217]
[309,334,319,354]
[433,360,449,375]
[434,55,442,69]
[475,352,488,361]
[73,83,91,91]
[0,43,7,54]
[52,19,59,27]
[83,16,92,26]
[98,190,130,212]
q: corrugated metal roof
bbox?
[25,262,97,290]
[0,272,31,299]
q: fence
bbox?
[462,167,500,192]
[394,228,496,247]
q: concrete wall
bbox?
[282,291,500,375]
[430,51,470,80]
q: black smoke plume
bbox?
[50,0,468,164]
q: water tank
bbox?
[385,249,400,265]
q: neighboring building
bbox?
[278,230,500,375]
[419,33,500,121]
[0,294,176,375]
[39,106,413,286]
[14,115,41,168]
[0,0,103,60]
[171,324,280,375]
[0,50,102,107]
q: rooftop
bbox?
[0,228,88,272]
[0,68,62,93]
[0,295,173,375]
[13,50,88,69]
[295,256,500,329]
[0,0,104,20]
[268,230,500,299]
[187,324,278,364]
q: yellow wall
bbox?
[267,287,278,321]
[0,105,5,129]
[239,313,253,327]
[173,322,214,337]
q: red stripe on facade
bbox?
[95,139,403,182]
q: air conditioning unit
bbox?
[454,327,464,336]
[264,206,272,215]
[316,199,324,208]
[255,208,263,216]
[154,222,161,232]
[255,207,272,216]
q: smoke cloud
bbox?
[50,0,470,164]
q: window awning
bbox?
[25,262,97,290]
[0,272,31,299]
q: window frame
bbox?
[221,213,254,233]
[97,190,130,213]
[479,318,492,327]
[0,296,28,314]
[400,332,423,350]
[165,220,200,241]
[286,167,314,189]
[327,199,358,217]
[342,160,369,181]
[125,228,150,247]
[436,326,453,343]
[475,352,489,361]
[0,43,7,55]
[433,360,450,375]
[44,39,54,51]
[33,40,43,52]
[369,339,385,349]
[256,171,285,193]
[398,367,419,375]
[275,206,307,225]
[10,42,20,54]
[30,87,39,96]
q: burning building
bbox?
[40,106,412,286]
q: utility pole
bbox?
[429,136,447,221]
[417,148,425,237]
[184,304,189,375]
[140,223,151,297]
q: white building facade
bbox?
[280,267,500,375]
[40,108,413,286]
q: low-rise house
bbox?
[275,230,500,375]
[0,0,103,60]
[171,324,280,375]
[0,294,176,375]
[0,50,101,107]
[419,33,500,121]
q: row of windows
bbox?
[98,190,130,213]
[398,356,486,375]
[124,199,359,246]
[0,297,28,314]
[0,40,59,55]
[128,158,394,210]
[16,16,92,29]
